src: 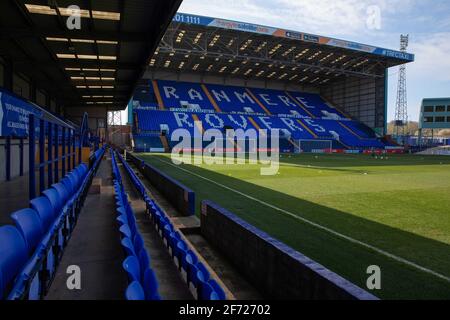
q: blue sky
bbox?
[121,0,450,123]
[176,0,450,122]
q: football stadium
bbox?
[0,0,449,305]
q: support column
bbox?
[29,115,36,200]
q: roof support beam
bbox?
[0,27,148,42]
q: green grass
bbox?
[138,152,450,299]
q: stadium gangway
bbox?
[114,150,227,300]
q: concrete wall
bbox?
[65,106,107,131]
[128,153,195,216]
[0,139,30,182]
[200,200,378,300]
[321,75,386,134]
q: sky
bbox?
[122,0,450,123]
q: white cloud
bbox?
[408,33,450,82]
[178,0,450,121]
[179,0,417,37]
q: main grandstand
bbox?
[130,12,413,154]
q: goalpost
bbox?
[295,139,333,153]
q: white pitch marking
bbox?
[155,156,450,284]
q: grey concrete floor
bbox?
[45,158,127,300]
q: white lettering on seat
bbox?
[163,86,179,99]
[297,97,315,109]
[278,95,297,107]
[259,94,277,106]
[188,89,204,101]
[235,91,255,104]
[211,90,231,102]
[228,115,248,129]
[174,112,193,128]
[280,118,304,132]
[304,119,326,133]
[205,114,224,128]
[258,116,274,129]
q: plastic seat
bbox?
[125,281,145,300]
[143,268,161,300]
[138,248,150,272]
[10,208,44,253]
[0,226,28,299]
[197,262,211,283]
[119,224,133,239]
[79,163,88,176]
[72,167,82,182]
[116,215,128,226]
[74,166,86,181]
[30,196,55,231]
[163,223,173,242]
[188,263,200,288]
[51,183,69,204]
[185,253,199,286]
[168,231,181,256]
[121,238,136,257]
[133,234,144,255]
[123,255,141,283]
[68,172,80,190]
[174,241,188,270]
[208,279,226,300]
[60,177,75,194]
[42,188,63,215]
[199,281,215,300]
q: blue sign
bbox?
[0,88,43,137]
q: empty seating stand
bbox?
[111,150,161,300]
[0,146,106,300]
[113,150,227,300]
[133,80,387,152]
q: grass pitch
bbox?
[137,153,450,299]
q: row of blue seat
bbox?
[115,151,227,300]
[110,150,161,300]
[0,146,106,300]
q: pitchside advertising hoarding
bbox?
[0,88,43,137]
[173,12,415,62]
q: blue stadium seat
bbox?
[51,183,69,204]
[125,281,145,300]
[42,188,63,214]
[199,281,215,300]
[0,226,28,299]
[121,238,137,257]
[116,215,128,226]
[68,172,80,189]
[119,224,133,239]
[61,177,75,194]
[10,208,44,253]
[133,234,145,256]
[123,255,141,283]
[174,240,188,268]
[197,262,211,283]
[30,196,55,231]
[183,252,199,285]
[143,268,161,300]
[138,248,151,272]
[208,279,226,300]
